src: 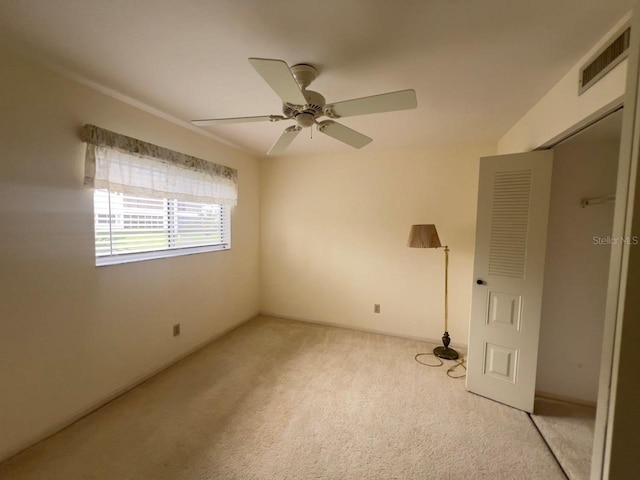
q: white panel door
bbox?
[466,151,553,413]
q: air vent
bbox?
[579,24,630,95]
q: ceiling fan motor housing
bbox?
[283,89,325,127]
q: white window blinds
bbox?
[94,190,229,259]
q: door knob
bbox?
[476,279,485,285]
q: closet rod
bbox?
[581,194,616,208]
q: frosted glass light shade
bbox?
[407,224,442,248]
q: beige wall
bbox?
[260,144,495,344]
[537,136,620,403]
[0,47,260,461]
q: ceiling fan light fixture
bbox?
[295,112,316,128]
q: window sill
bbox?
[96,244,230,267]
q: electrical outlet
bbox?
[374,304,381,313]
[173,324,181,337]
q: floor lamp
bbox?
[408,224,459,360]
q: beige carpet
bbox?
[531,397,596,480]
[0,316,565,479]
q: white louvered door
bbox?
[466,151,553,413]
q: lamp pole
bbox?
[444,245,449,333]
[433,245,459,360]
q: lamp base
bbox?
[433,346,459,360]
[433,331,459,360]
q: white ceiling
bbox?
[0,0,635,158]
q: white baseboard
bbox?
[259,311,468,352]
[1,312,258,464]
[535,390,597,408]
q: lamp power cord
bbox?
[415,351,466,379]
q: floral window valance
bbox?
[82,124,238,206]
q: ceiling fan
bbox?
[191,58,418,155]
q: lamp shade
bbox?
[407,224,442,248]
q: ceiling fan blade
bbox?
[326,89,417,118]
[317,120,372,149]
[268,126,301,156]
[191,115,282,127]
[249,58,307,106]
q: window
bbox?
[82,124,238,266]
[94,190,230,265]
